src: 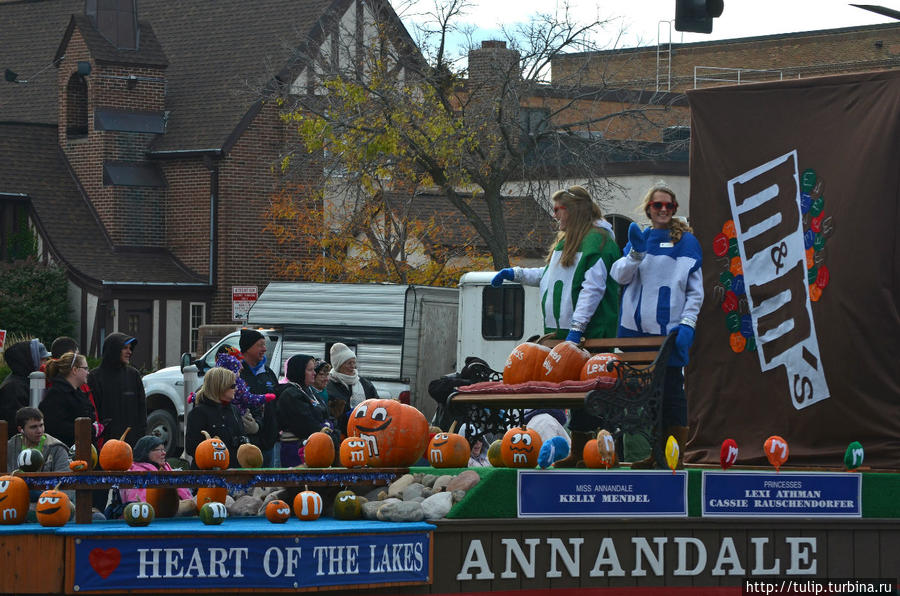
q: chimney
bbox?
[85,0,139,50]
[468,40,521,87]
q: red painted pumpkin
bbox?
[293,488,323,521]
[36,484,71,527]
[146,487,181,518]
[500,426,542,468]
[583,430,617,469]
[303,429,335,468]
[196,487,228,507]
[99,427,133,471]
[503,342,551,384]
[580,353,621,381]
[194,430,230,470]
[346,399,428,467]
[427,421,470,468]
[339,437,368,468]
[265,499,291,523]
[0,474,29,525]
[541,342,589,383]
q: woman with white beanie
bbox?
[325,343,378,436]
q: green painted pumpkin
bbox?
[199,501,228,525]
[487,439,504,467]
[16,448,44,472]
[333,490,361,520]
[123,501,155,527]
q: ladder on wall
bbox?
[656,20,672,92]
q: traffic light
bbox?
[675,0,724,34]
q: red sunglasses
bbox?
[649,201,677,211]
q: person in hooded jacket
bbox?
[88,333,146,447]
[39,352,95,448]
[277,354,337,467]
[0,340,39,432]
[325,343,378,437]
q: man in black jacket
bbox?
[238,329,280,467]
[88,333,147,447]
[0,340,43,431]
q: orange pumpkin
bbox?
[580,353,621,381]
[196,486,228,506]
[503,342,551,384]
[69,460,89,471]
[346,399,428,467]
[541,342,589,383]
[427,421,470,468]
[583,430,618,469]
[303,429,335,468]
[194,430,230,470]
[500,426,542,468]
[99,427,133,471]
[36,484,71,527]
[339,437,368,468]
[265,499,291,523]
[146,487,181,518]
[293,487,323,521]
[0,474,29,525]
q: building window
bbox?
[66,73,88,139]
[190,303,206,354]
[482,285,524,340]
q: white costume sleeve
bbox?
[610,252,642,285]
[570,258,607,331]
[513,266,544,287]
[680,267,704,328]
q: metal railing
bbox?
[694,66,784,89]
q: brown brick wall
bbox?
[162,159,211,275]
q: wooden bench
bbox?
[448,331,677,463]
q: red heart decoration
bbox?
[89,547,121,579]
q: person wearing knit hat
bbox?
[238,329,282,468]
[325,343,378,436]
[239,328,266,353]
[121,435,193,513]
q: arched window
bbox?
[66,73,88,139]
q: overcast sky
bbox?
[400,0,899,50]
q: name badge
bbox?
[659,242,674,248]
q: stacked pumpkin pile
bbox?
[503,341,622,386]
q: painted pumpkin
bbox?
[502,342,551,385]
[427,422,470,468]
[199,501,227,525]
[293,488,323,521]
[196,486,228,506]
[16,448,44,472]
[580,353,621,381]
[541,342,589,383]
[304,429,335,468]
[123,501,155,527]
[346,399,428,467]
[68,443,98,469]
[36,485,71,527]
[265,499,291,523]
[339,437,368,468]
[194,430,230,470]
[583,430,617,469]
[99,427,133,471]
[333,490,362,520]
[146,487,180,518]
[69,460,89,471]
[0,475,29,525]
[237,443,263,468]
[487,439,504,467]
[500,426,542,468]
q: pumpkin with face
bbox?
[500,426,542,468]
[339,437,368,468]
[265,499,291,523]
[427,424,470,468]
[195,431,230,470]
[333,490,362,520]
[124,502,155,527]
[346,399,428,467]
[0,475,29,525]
[36,485,71,527]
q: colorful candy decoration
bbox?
[36,483,71,527]
[541,341,590,383]
[303,429,336,468]
[293,487,323,521]
[665,435,680,473]
[764,435,789,472]
[333,490,362,520]
[580,353,621,381]
[199,502,227,525]
[237,443,263,468]
[146,488,181,518]
[583,429,617,469]
[346,399,428,467]
[339,437,368,468]
[844,441,864,471]
[0,474,29,525]
[194,431,230,470]
[487,439,504,467]
[719,439,739,470]
[265,499,291,523]
[123,502,155,527]
[427,421,470,468]
[503,342,551,384]
[500,426,542,468]
[99,427,133,471]
[16,448,44,472]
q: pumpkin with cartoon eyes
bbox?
[333,490,362,520]
[0,475,29,525]
[427,421,470,468]
[124,501,155,527]
[339,437,368,468]
[346,399,428,467]
[500,426,542,468]
[293,488,323,521]
[199,501,228,525]
[195,430,230,470]
[265,499,291,523]
[36,485,71,527]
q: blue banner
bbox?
[72,531,431,592]
[702,471,861,517]
[517,470,688,517]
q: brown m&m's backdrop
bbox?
[685,70,900,468]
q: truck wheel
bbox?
[147,409,179,453]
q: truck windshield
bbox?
[202,333,278,370]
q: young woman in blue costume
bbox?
[492,185,621,467]
[610,184,703,468]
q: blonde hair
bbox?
[639,183,692,243]
[548,185,607,267]
[46,351,86,378]
[195,367,236,405]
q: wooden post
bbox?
[74,417,93,524]
[0,419,7,473]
